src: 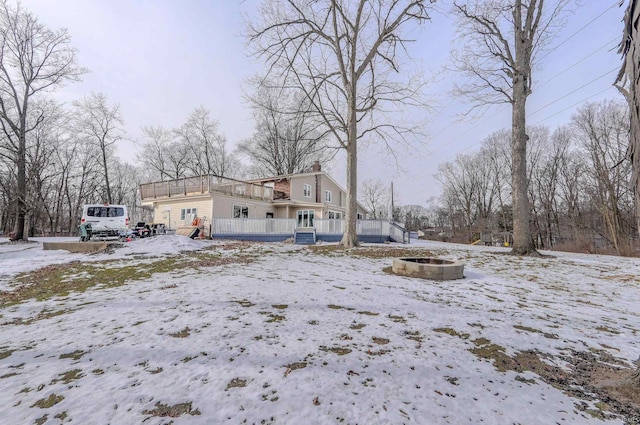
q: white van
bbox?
[81,204,130,238]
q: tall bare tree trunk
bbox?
[342,140,358,247]
[13,131,27,241]
[511,67,533,254]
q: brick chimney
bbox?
[311,161,321,172]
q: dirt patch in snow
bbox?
[470,337,640,422]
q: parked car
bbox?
[81,204,129,240]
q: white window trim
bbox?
[303,183,311,198]
[233,204,249,218]
[180,207,197,221]
[325,190,332,203]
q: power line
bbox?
[529,66,618,116]
[537,1,620,63]
[530,85,616,126]
[536,36,618,89]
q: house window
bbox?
[233,205,249,218]
[357,213,363,220]
[296,209,315,227]
[303,184,311,198]
[325,190,332,203]
[328,211,342,219]
[180,208,197,221]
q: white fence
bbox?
[357,219,390,235]
[212,218,401,240]
[212,218,296,235]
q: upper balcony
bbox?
[140,175,274,203]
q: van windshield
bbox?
[87,207,125,218]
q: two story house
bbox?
[138,163,378,243]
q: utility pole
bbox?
[390,182,394,222]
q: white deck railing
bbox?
[212,218,395,238]
[212,218,296,235]
[140,175,274,201]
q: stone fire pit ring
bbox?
[391,257,464,281]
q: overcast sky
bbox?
[23,0,623,206]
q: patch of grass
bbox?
[266,314,285,323]
[433,327,470,339]
[469,339,514,372]
[308,245,437,259]
[226,378,247,390]
[372,337,390,345]
[31,393,64,409]
[34,414,48,425]
[357,311,379,316]
[2,252,256,307]
[142,401,201,417]
[235,299,255,308]
[169,327,191,338]
[52,369,83,384]
[513,324,559,339]
[595,325,620,335]
[367,349,390,356]
[404,330,423,342]
[387,314,406,323]
[515,375,537,384]
[272,304,288,310]
[350,323,366,330]
[91,369,104,375]
[59,350,87,361]
[0,348,14,360]
[1,372,19,379]
[284,362,307,371]
[54,412,68,421]
[320,346,352,356]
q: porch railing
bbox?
[212,218,296,235]
[211,218,397,239]
[140,175,274,202]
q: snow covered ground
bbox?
[0,236,638,424]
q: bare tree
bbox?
[435,153,482,241]
[572,100,633,255]
[241,85,333,176]
[0,0,85,240]
[529,126,569,248]
[248,0,432,247]
[359,179,390,219]
[175,107,235,178]
[479,129,512,233]
[141,126,186,181]
[452,0,570,255]
[72,93,123,204]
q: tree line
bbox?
[434,99,634,255]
